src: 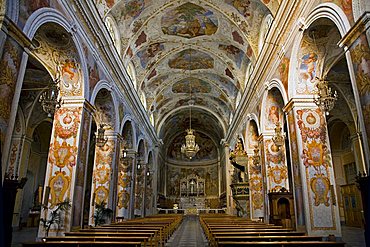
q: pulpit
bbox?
[268,188,295,229]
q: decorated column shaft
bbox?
[38,101,85,236]
[89,130,117,226]
[134,161,145,217]
[284,102,306,230]
[116,146,133,219]
[293,104,341,236]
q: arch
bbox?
[156,105,227,137]
[260,86,285,133]
[245,116,260,152]
[288,3,351,98]
[121,117,137,150]
[90,80,119,132]
[104,15,121,55]
[136,137,147,161]
[258,14,274,54]
[23,7,89,98]
[265,79,288,105]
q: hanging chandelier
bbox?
[181,47,200,160]
[38,72,62,117]
[181,100,200,159]
[314,77,338,115]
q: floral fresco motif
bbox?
[54,108,82,139]
[297,52,318,94]
[172,77,212,93]
[161,2,218,38]
[296,108,334,218]
[168,49,214,70]
[59,59,82,97]
[137,42,164,68]
[48,140,77,168]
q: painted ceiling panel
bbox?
[97,0,275,161]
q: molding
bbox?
[0,15,35,52]
[339,11,370,49]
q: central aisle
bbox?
[166,215,209,247]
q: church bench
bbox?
[40,236,153,246]
[216,241,346,247]
[212,231,306,236]
[23,241,142,247]
[213,235,323,242]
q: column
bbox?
[290,100,341,236]
[127,150,136,219]
[88,129,117,226]
[38,99,87,236]
[116,143,132,220]
[222,140,233,215]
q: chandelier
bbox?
[272,121,285,150]
[96,124,108,147]
[181,100,200,159]
[38,77,62,117]
[314,77,338,115]
[180,47,200,160]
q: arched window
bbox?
[126,62,137,89]
[104,16,121,55]
[258,14,274,54]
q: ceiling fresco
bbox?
[94,0,276,162]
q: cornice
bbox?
[339,11,370,49]
[226,0,302,143]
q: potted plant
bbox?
[93,202,113,226]
[40,199,71,237]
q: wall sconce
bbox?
[272,121,285,150]
[96,124,108,147]
[314,77,338,116]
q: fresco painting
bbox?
[161,2,218,38]
[265,89,284,131]
[219,44,246,69]
[296,108,337,230]
[225,0,251,17]
[297,52,318,94]
[172,77,212,94]
[168,49,214,70]
[137,42,165,68]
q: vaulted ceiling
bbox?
[96,0,278,159]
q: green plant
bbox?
[40,199,71,237]
[93,202,113,226]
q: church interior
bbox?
[0,0,369,246]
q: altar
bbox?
[179,174,206,209]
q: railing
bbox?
[157,208,226,215]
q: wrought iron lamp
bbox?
[38,79,62,117]
[272,121,285,150]
[314,77,338,115]
[96,124,108,147]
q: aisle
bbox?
[166,215,209,247]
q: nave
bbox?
[19,213,353,247]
